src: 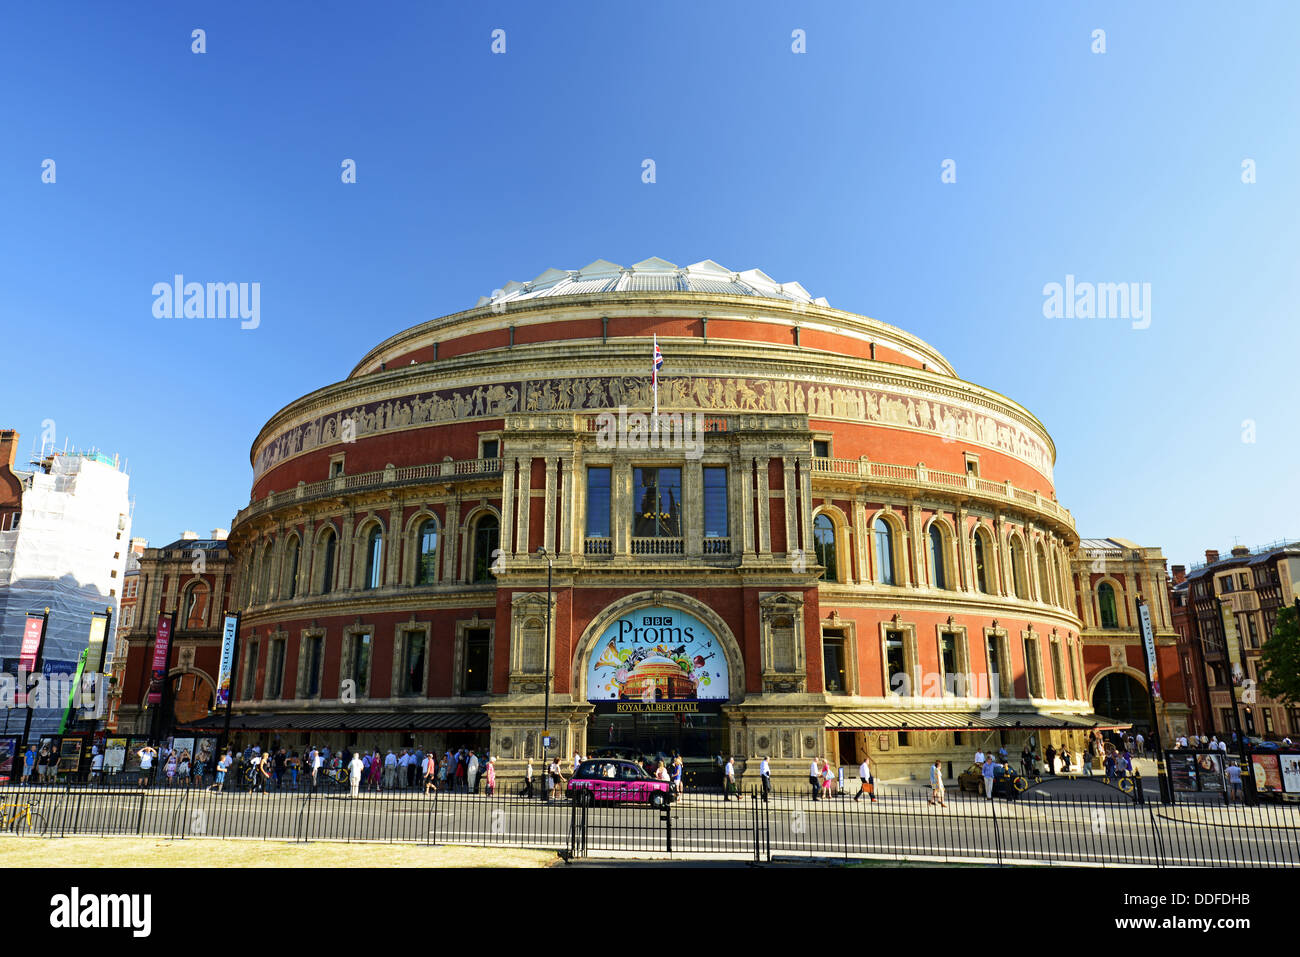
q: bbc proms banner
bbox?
[586,606,728,707]
[216,614,238,707]
[147,614,172,705]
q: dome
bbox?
[475,258,830,309]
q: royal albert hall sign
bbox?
[585,607,729,712]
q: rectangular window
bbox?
[304,635,322,697]
[986,635,1005,699]
[632,467,682,538]
[480,439,500,460]
[1024,637,1043,698]
[1263,709,1274,735]
[1247,617,1259,648]
[1220,576,1234,593]
[1239,573,1250,589]
[822,634,847,694]
[885,629,906,695]
[897,731,910,747]
[244,641,259,699]
[812,440,830,458]
[463,628,491,694]
[1050,642,1065,700]
[403,632,427,695]
[1067,641,1080,700]
[939,632,958,682]
[585,467,611,538]
[703,467,729,539]
[352,632,371,697]
[267,638,285,699]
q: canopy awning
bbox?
[175,711,491,733]
[824,710,1131,732]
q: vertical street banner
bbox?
[1219,602,1246,704]
[17,614,44,708]
[217,614,238,707]
[1136,601,1161,700]
[147,613,172,705]
[83,615,109,718]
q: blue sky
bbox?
[2,2,1296,570]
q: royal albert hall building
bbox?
[214,257,1117,786]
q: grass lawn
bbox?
[0,837,558,868]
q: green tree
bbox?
[1258,605,1300,707]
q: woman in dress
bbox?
[672,756,684,795]
[164,751,178,786]
[655,761,670,783]
[369,749,382,791]
[177,751,190,786]
[821,758,835,798]
[485,757,496,796]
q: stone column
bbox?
[499,458,515,557]
[957,507,971,591]
[614,461,632,556]
[516,456,533,556]
[685,458,703,556]
[339,510,356,591]
[755,455,770,554]
[561,453,578,554]
[443,498,460,581]
[543,457,558,554]
[798,459,812,555]
[908,503,923,587]
[737,453,755,555]
[852,499,869,583]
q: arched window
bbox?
[284,536,300,600]
[258,543,274,603]
[415,519,439,585]
[1035,546,1051,604]
[182,581,209,629]
[1009,537,1028,599]
[874,517,896,586]
[1098,582,1119,629]
[973,530,990,593]
[319,529,337,595]
[813,514,837,582]
[470,513,500,583]
[929,524,948,590]
[363,525,383,590]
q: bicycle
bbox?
[1,798,46,835]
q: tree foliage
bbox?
[1258,605,1300,707]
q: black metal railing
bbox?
[4,780,1297,868]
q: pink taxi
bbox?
[567,759,675,807]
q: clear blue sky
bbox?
[2,2,1297,570]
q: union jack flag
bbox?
[653,336,664,375]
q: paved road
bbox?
[7,784,1297,867]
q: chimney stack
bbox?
[0,430,18,470]
[1205,549,1220,565]
[1172,565,1186,585]
[1230,545,1250,558]
[181,530,199,540]
[211,528,228,541]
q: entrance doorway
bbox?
[1092,672,1150,732]
[588,709,725,788]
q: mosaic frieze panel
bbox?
[254,375,1053,481]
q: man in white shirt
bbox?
[467,751,480,793]
[1135,733,1145,757]
[397,750,412,789]
[809,758,821,801]
[974,749,985,766]
[855,756,875,803]
[310,747,322,790]
[759,756,771,802]
[723,757,736,800]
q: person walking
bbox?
[1226,761,1243,803]
[423,752,438,793]
[760,756,772,803]
[1083,746,1093,777]
[523,758,535,798]
[21,745,36,786]
[982,755,997,800]
[1045,744,1056,775]
[821,758,835,798]
[1103,751,1117,785]
[809,758,822,801]
[382,750,397,790]
[855,756,876,803]
[348,751,364,798]
[672,756,684,797]
[1020,745,1033,778]
[485,757,496,797]
[369,750,382,791]
[723,756,737,801]
[928,760,947,808]
[1135,732,1145,757]
[217,751,231,791]
[467,751,481,793]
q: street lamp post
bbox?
[537,547,554,759]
